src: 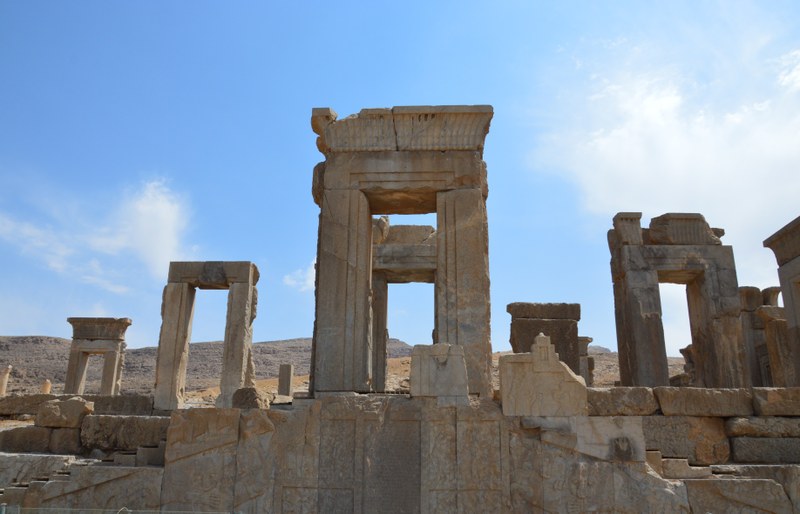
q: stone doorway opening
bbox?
[185,289,228,395]
[385,282,434,392]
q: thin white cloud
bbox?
[89,179,189,279]
[0,178,190,292]
[283,260,315,292]
[534,30,800,355]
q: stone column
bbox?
[613,265,669,386]
[154,283,196,410]
[313,189,373,392]
[756,306,798,386]
[0,365,11,397]
[371,272,388,392]
[218,282,257,407]
[436,188,492,396]
[64,350,90,395]
[40,379,51,394]
[100,345,121,396]
[278,364,294,397]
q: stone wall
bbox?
[4,389,800,512]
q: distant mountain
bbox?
[0,336,412,396]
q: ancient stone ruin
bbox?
[609,212,748,388]
[1,106,800,513]
[64,317,130,396]
[154,261,259,410]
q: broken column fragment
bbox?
[507,302,581,374]
[0,365,10,397]
[764,215,800,386]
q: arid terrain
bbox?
[0,335,685,398]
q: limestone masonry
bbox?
[2,106,800,513]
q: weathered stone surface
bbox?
[764,214,800,266]
[654,387,753,416]
[48,428,81,454]
[661,458,711,478]
[509,317,580,371]
[161,408,240,511]
[0,452,74,485]
[588,387,659,416]
[80,415,170,451]
[409,344,469,406]
[506,302,581,320]
[711,464,800,512]
[231,387,271,409]
[35,397,94,428]
[500,334,587,416]
[610,212,748,388]
[726,416,800,437]
[31,466,163,510]
[642,416,730,465]
[753,387,800,415]
[732,437,800,464]
[86,394,153,415]
[648,213,721,245]
[278,364,294,396]
[233,408,276,513]
[528,416,646,462]
[685,478,792,513]
[0,364,11,397]
[0,394,59,416]
[0,425,51,453]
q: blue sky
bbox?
[1,2,799,357]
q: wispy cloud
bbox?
[283,259,315,292]
[534,18,800,355]
[0,178,190,292]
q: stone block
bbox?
[506,302,580,320]
[648,213,721,245]
[278,364,294,396]
[726,416,800,437]
[732,437,800,464]
[49,428,82,454]
[0,453,74,486]
[35,397,94,428]
[661,458,711,478]
[500,334,587,417]
[509,318,579,372]
[231,387,271,409]
[642,416,729,465]
[685,478,792,513]
[654,387,753,416]
[526,416,645,462]
[409,344,469,406]
[711,464,800,512]
[85,394,153,415]
[0,394,58,416]
[0,425,51,453]
[161,408,240,512]
[80,415,170,451]
[588,387,658,416]
[753,387,800,415]
[33,466,163,510]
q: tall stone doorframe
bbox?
[609,212,748,388]
[64,317,130,395]
[154,261,259,411]
[310,106,493,396]
[764,214,800,385]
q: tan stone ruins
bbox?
[64,317,130,396]
[310,106,493,397]
[609,212,748,388]
[0,365,10,397]
[2,106,800,513]
[154,261,259,410]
